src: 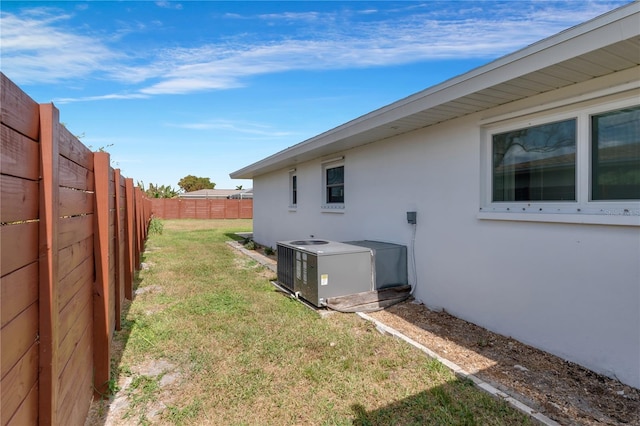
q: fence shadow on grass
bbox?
[350,378,512,426]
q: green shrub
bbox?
[264,246,275,256]
[243,240,256,250]
[148,218,164,235]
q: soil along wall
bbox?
[0,72,152,425]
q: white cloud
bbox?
[155,1,183,10]
[54,93,149,104]
[1,2,628,98]
[256,12,322,22]
[168,119,294,138]
[0,10,122,84]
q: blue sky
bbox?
[1,1,631,190]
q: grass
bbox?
[111,219,531,425]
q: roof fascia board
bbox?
[230,3,639,180]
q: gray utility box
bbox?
[344,240,408,290]
[276,239,407,307]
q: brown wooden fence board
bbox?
[5,380,38,426]
[0,263,38,329]
[211,201,225,218]
[0,74,39,140]
[57,296,91,375]
[1,73,152,425]
[109,242,116,334]
[164,199,180,218]
[58,214,93,250]
[58,236,93,281]
[225,200,240,218]
[57,322,91,395]
[58,125,93,171]
[0,222,38,277]
[57,341,92,426]
[57,298,91,386]
[57,281,91,357]
[180,200,193,218]
[57,323,93,425]
[58,256,93,311]
[59,186,94,217]
[196,201,209,218]
[59,155,94,191]
[0,303,38,379]
[150,198,253,219]
[0,124,39,180]
[1,175,39,223]
[0,342,38,425]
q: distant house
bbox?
[232,3,640,389]
[228,188,254,199]
[178,188,253,199]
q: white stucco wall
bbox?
[251,92,640,388]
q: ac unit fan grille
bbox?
[277,244,295,292]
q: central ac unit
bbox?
[276,239,407,307]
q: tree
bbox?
[138,181,178,198]
[177,175,215,193]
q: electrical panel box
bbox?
[406,211,417,224]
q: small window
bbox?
[325,165,344,204]
[492,119,576,202]
[292,174,297,205]
[289,170,297,208]
[591,106,640,200]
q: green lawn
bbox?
[104,219,531,425]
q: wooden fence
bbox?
[1,73,152,425]
[150,198,252,219]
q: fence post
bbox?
[134,187,143,269]
[114,169,123,331]
[124,178,135,300]
[92,152,111,397]
[38,103,60,425]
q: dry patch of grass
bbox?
[87,219,531,425]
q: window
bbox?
[292,175,298,205]
[591,106,640,200]
[481,98,639,224]
[493,119,576,202]
[321,158,345,210]
[326,165,344,203]
[289,170,297,208]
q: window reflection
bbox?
[592,106,640,200]
[493,119,576,202]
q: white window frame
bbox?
[479,94,640,227]
[321,157,345,212]
[288,169,297,210]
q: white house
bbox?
[231,3,640,388]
